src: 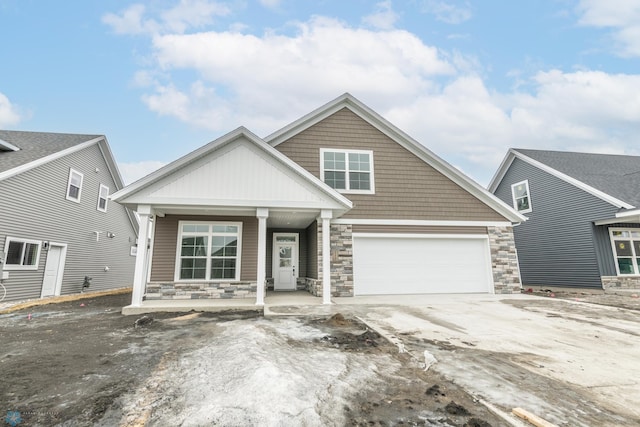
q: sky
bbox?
[1,0,639,186]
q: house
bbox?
[0,131,138,302]
[489,148,640,291]
[112,93,525,310]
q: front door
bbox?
[41,244,66,297]
[273,233,298,291]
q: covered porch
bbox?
[110,128,352,311]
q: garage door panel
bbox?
[353,236,491,295]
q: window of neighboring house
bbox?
[66,168,83,202]
[511,180,532,213]
[3,237,41,270]
[175,222,242,281]
[610,229,640,275]
[97,184,109,212]
[320,149,374,193]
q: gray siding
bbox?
[275,108,507,222]
[593,223,640,276]
[493,158,618,289]
[0,144,137,301]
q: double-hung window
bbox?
[66,168,83,202]
[610,229,640,275]
[320,149,374,194]
[511,180,532,213]
[4,237,41,270]
[97,184,109,212]
[176,222,242,281]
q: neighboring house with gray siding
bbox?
[0,131,138,302]
[489,148,640,291]
[113,93,526,312]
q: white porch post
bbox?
[131,204,152,307]
[256,207,269,306]
[321,209,333,305]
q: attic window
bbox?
[320,148,374,194]
[511,180,532,213]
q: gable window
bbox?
[320,149,374,194]
[66,168,83,202]
[610,229,640,275]
[176,222,242,281]
[4,237,41,270]
[511,180,532,213]
[97,184,109,212]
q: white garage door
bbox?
[352,235,493,295]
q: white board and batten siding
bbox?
[352,233,494,295]
[0,144,137,302]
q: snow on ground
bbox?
[116,317,395,427]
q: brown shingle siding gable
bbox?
[275,108,506,221]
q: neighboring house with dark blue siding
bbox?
[0,131,138,302]
[489,148,640,291]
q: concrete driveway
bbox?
[332,293,640,426]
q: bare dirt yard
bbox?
[1,293,501,426]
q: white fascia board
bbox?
[595,209,640,225]
[112,126,352,211]
[332,219,514,227]
[487,149,516,193]
[97,137,125,190]
[0,136,104,182]
[266,94,525,223]
[510,150,634,210]
[0,138,20,151]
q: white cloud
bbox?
[103,0,230,35]
[363,1,399,30]
[141,15,455,133]
[118,160,166,184]
[386,70,640,183]
[259,0,283,9]
[0,92,22,128]
[106,2,640,186]
[577,0,640,57]
[421,1,472,25]
[102,4,159,35]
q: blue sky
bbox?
[1,0,639,185]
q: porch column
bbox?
[321,209,333,304]
[256,208,269,306]
[131,204,152,307]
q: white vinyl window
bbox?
[511,180,532,213]
[66,168,83,202]
[175,222,242,281]
[3,237,41,270]
[609,229,640,275]
[97,184,109,212]
[320,148,374,194]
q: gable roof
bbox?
[111,126,353,215]
[488,148,640,210]
[266,93,526,223]
[0,129,138,233]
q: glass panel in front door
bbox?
[279,246,292,267]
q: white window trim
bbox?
[320,148,375,194]
[511,180,532,214]
[609,228,640,276]
[174,221,243,282]
[97,184,109,212]
[3,236,42,271]
[66,168,83,203]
